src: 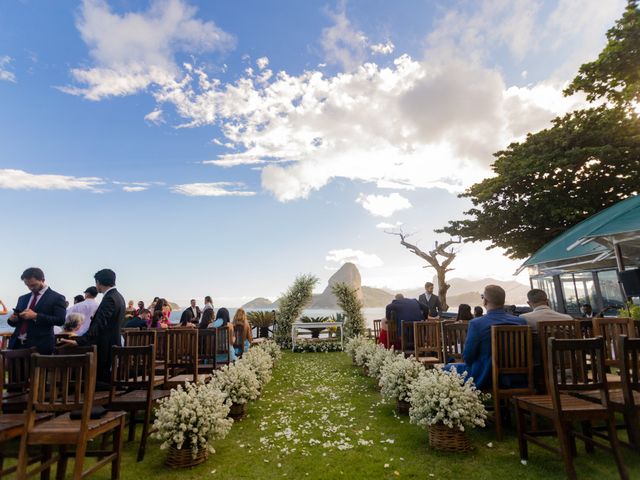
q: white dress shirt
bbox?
[66,298,99,336]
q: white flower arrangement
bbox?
[256,340,282,364]
[408,367,490,432]
[365,344,397,380]
[239,347,274,388]
[152,381,233,457]
[379,355,424,402]
[354,341,378,368]
[344,335,371,361]
[293,339,343,353]
[212,361,261,405]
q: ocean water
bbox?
[0,308,386,334]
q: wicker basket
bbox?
[363,365,370,376]
[166,444,208,468]
[396,399,410,415]
[229,402,247,419]
[428,423,472,453]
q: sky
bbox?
[0,0,626,308]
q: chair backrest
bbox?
[491,325,534,393]
[216,327,231,365]
[373,320,381,342]
[124,330,156,347]
[547,337,609,408]
[233,325,246,351]
[155,329,167,362]
[634,319,640,338]
[538,320,580,393]
[0,333,11,350]
[165,329,198,380]
[387,319,397,348]
[442,321,468,363]
[28,352,96,414]
[400,320,414,354]
[198,328,217,368]
[593,317,634,367]
[0,347,36,395]
[53,345,97,356]
[618,335,640,409]
[413,321,441,360]
[110,345,155,397]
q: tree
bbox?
[274,274,318,347]
[565,0,640,110]
[332,282,365,338]
[388,231,460,310]
[438,106,640,259]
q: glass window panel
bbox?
[597,270,626,312]
[560,274,580,315]
[573,272,596,309]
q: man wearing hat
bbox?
[66,285,99,336]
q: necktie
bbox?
[18,292,40,339]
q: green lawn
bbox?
[9,351,640,479]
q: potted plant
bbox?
[365,344,396,386]
[247,311,276,338]
[256,339,282,364]
[379,355,424,415]
[212,362,260,419]
[152,381,233,467]
[300,315,331,339]
[239,347,273,389]
[344,336,371,364]
[408,367,489,452]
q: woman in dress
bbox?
[232,308,253,355]
[150,310,164,329]
[161,298,172,326]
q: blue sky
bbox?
[0,0,626,307]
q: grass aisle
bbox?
[103,351,639,479]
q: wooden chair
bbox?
[633,319,640,338]
[17,352,126,479]
[233,325,247,359]
[617,335,640,448]
[216,327,232,367]
[373,320,381,343]
[593,317,634,387]
[386,319,398,350]
[537,320,581,393]
[1,347,35,413]
[413,321,441,366]
[0,333,11,350]
[442,321,468,364]
[400,320,415,356]
[490,325,535,440]
[197,328,217,374]
[163,329,198,388]
[154,329,167,376]
[514,338,628,480]
[123,330,156,347]
[109,345,170,462]
[578,319,593,339]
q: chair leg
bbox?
[72,440,88,480]
[40,446,52,480]
[623,410,640,448]
[606,415,629,480]
[137,408,153,462]
[556,420,578,480]
[581,421,595,454]
[128,410,137,442]
[112,417,124,480]
[515,402,528,461]
[55,446,68,480]
[494,397,503,441]
[16,428,30,479]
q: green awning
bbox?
[519,195,640,275]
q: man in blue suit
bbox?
[8,267,66,354]
[385,294,429,350]
[451,285,525,390]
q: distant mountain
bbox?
[241,267,529,311]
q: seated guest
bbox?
[377,318,389,348]
[55,312,85,335]
[135,300,144,317]
[456,304,473,322]
[149,310,164,329]
[125,300,136,320]
[125,309,150,329]
[473,306,484,318]
[449,285,525,390]
[232,308,253,355]
[385,294,428,350]
[210,308,237,362]
[199,307,214,329]
[67,286,99,336]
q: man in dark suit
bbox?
[8,267,66,354]
[61,269,125,389]
[179,299,201,326]
[418,282,442,318]
[385,294,429,349]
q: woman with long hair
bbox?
[150,310,164,329]
[209,307,236,362]
[232,308,253,355]
[456,304,473,322]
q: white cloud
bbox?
[376,221,403,229]
[256,56,269,70]
[0,169,105,191]
[171,181,256,196]
[62,0,234,100]
[320,6,368,71]
[144,108,165,124]
[0,56,16,82]
[326,248,383,268]
[123,186,147,192]
[357,193,412,217]
[370,41,395,55]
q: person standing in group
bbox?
[161,298,172,325]
[7,267,66,354]
[180,299,201,326]
[232,308,253,355]
[60,269,125,390]
[134,300,145,317]
[66,286,99,337]
[418,282,442,318]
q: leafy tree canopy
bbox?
[565,0,640,109]
[438,106,640,259]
